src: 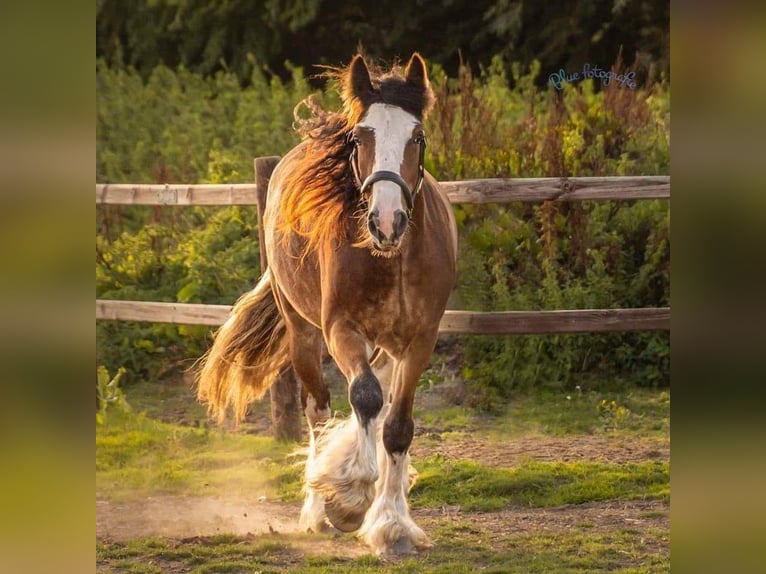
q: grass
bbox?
[96,410,303,501]
[122,363,670,439]
[496,388,672,437]
[96,408,668,510]
[116,378,210,424]
[97,525,669,573]
[415,386,670,438]
[412,457,669,511]
[97,378,670,572]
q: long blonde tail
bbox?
[195,269,289,423]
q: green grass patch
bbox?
[98,535,306,573]
[502,388,671,436]
[415,387,670,438]
[97,525,669,573]
[98,383,668,507]
[416,405,476,432]
[98,410,668,510]
[412,457,669,511]
[425,523,670,573]
[96,410,303,501]
[118,379,211,424]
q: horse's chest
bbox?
[328,253,445,337]
[335,268,408,316]
[347,283,423,347]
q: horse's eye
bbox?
[352,135,362,146]
[412,133,425,145]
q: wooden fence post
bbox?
[254,157,302,442]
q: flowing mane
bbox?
[279,56,435,257]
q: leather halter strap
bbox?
[360,170,414,212]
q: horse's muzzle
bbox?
[362,170,412,249]
[368,207,408,248]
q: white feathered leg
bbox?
[358,449,432,556]
[300,394,332,532]
[304,412,379,532]
[359,354,431,555]
[302,349,396,533]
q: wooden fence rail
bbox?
[96,175,669,206]
[96,159,670,440]
[96,299,670,334]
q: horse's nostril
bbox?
[393,210,408,238]
[368,209,382,240]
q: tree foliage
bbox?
[96,0,669,86]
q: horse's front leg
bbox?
[305,321,383,532]
[359,334,436,556]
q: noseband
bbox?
[349,134,426,214]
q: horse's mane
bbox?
[279,56,434,257]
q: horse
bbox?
[196,52,457,556]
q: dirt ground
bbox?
[96,494,669,562]
[97,375,669,564]
[97,497,304,542]
[97,435,669,548]
[410,433,669,467]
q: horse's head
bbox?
[344,53,433,256]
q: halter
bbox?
[349,133,426,214]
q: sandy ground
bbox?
[97,374,669,562]
[96,433,669,545]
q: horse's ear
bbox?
[348,55,373,99]
[404,53,428,89]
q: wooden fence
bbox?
[96,157,670,439]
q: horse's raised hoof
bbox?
[324,499,366,532]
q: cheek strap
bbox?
[350,144,363,188]
[413,136,426,198]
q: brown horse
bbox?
[196,53,457,556]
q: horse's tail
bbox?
[195,269,289,423]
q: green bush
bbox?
[422,57,669,407]
[96,57,669,401]
[96,207,264,379]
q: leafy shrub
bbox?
[421,57,669,407]
[97,365,130,425]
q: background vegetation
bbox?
[96,53,669,405]
[96,0,669,89]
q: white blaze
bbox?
[359,103,418,239]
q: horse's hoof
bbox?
[324,499,366,532]
[385,537,417,556]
